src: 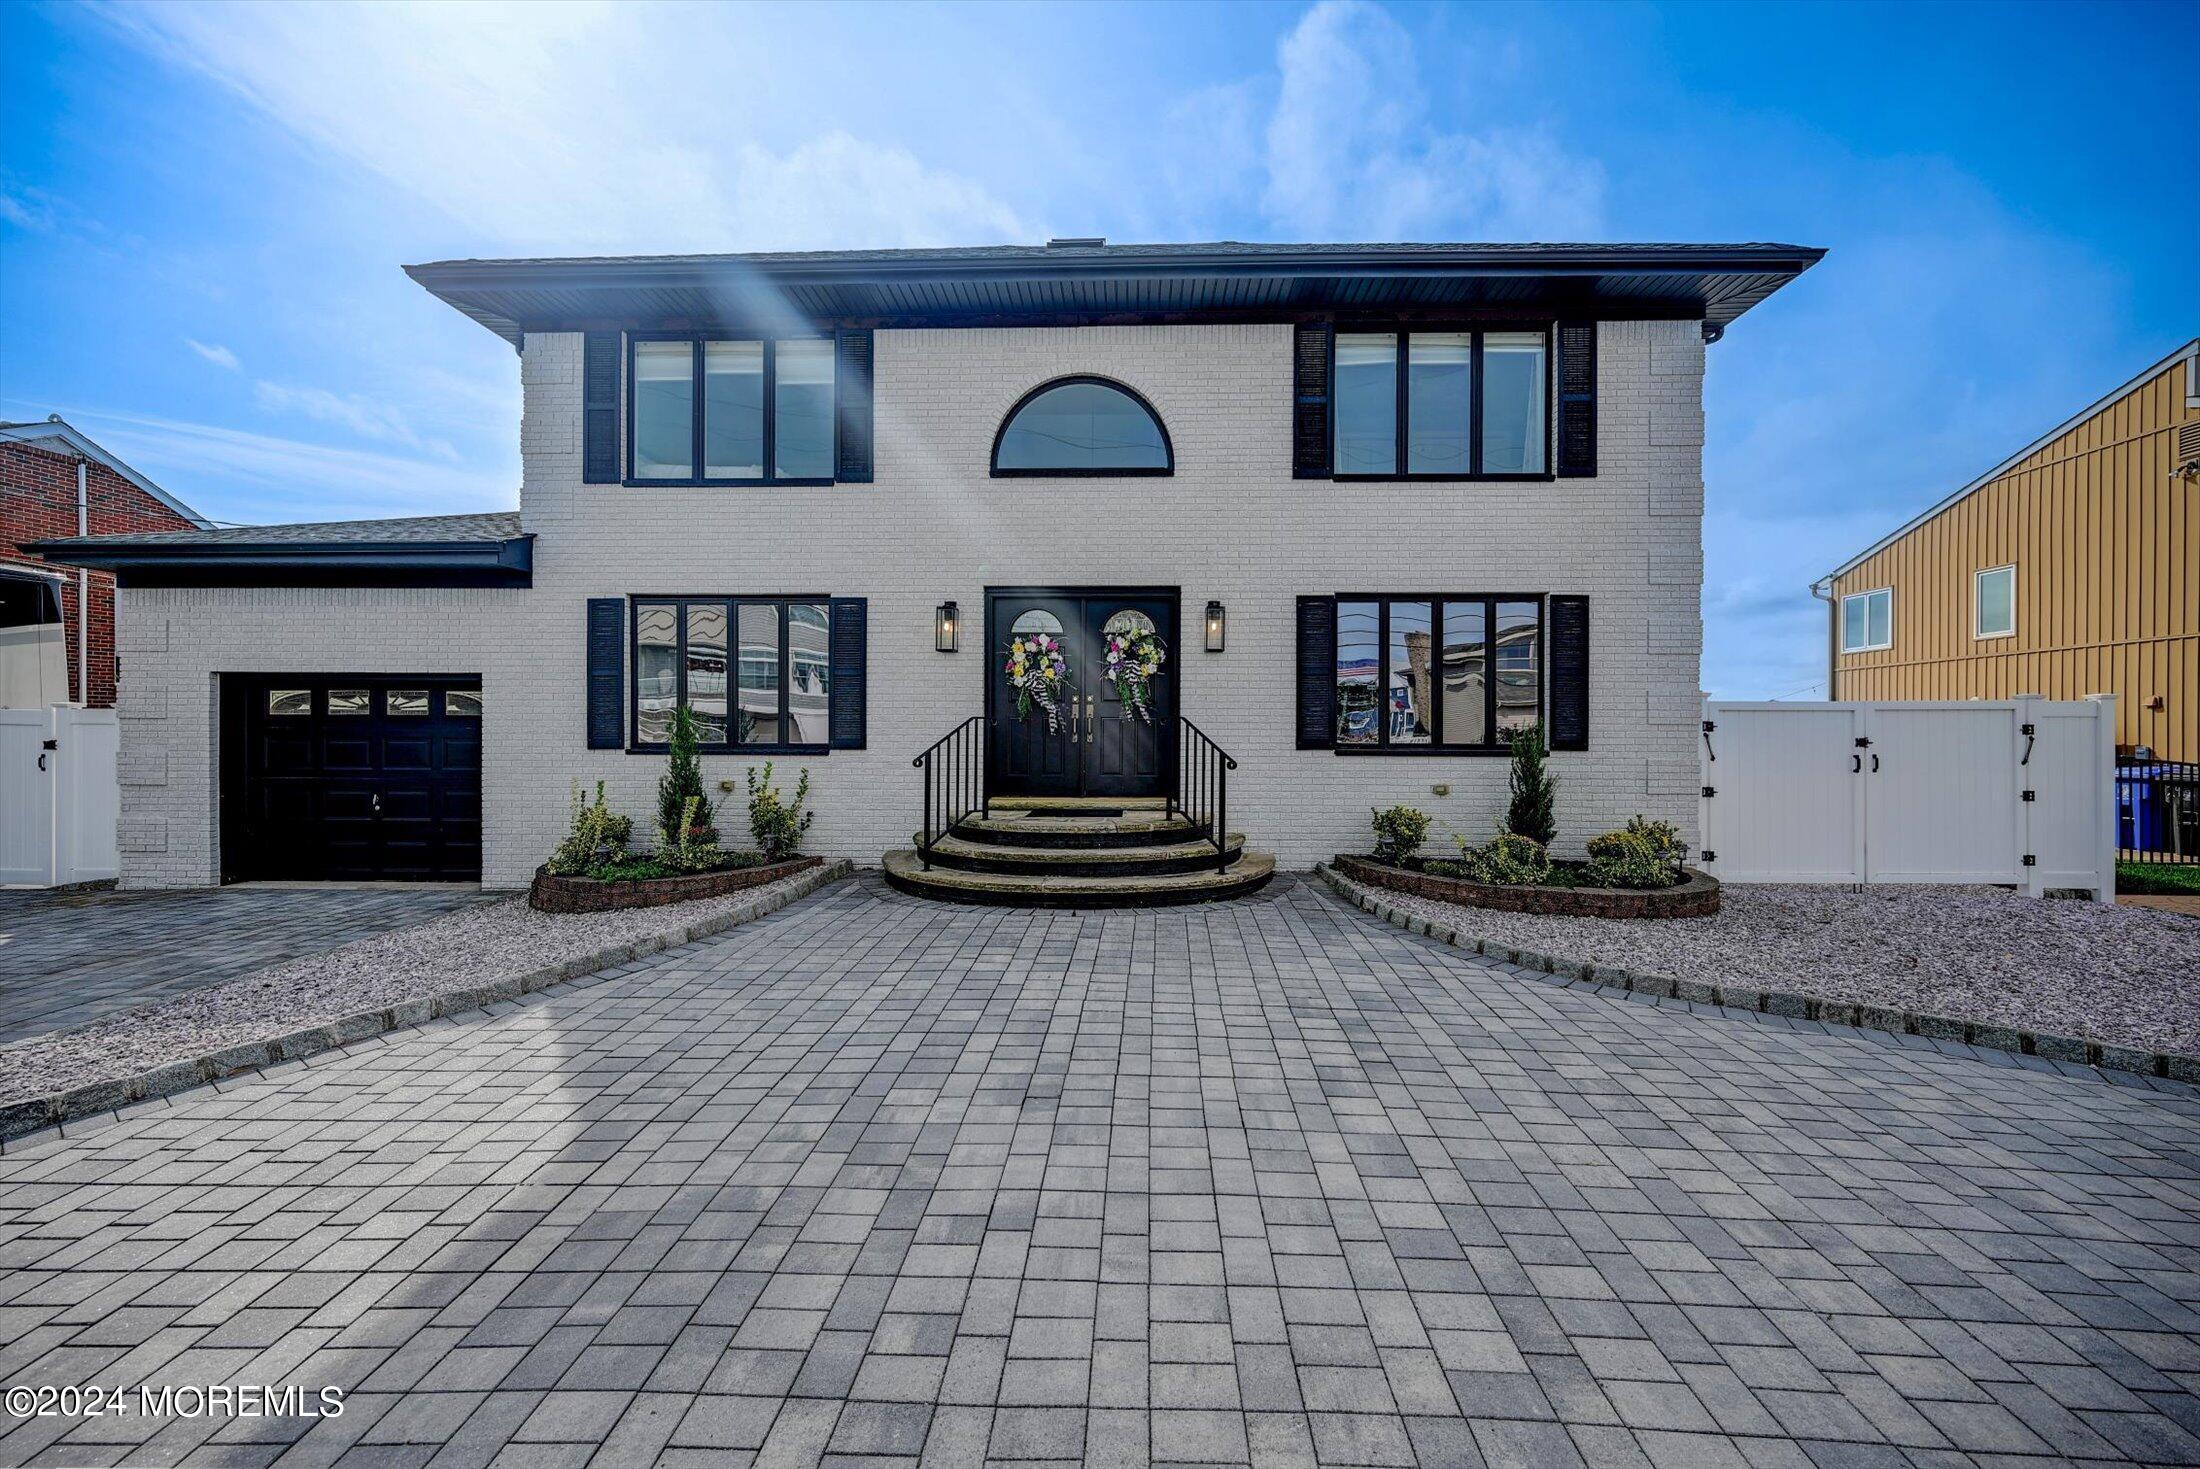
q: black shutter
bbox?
[586,598,625,749]
[834,329,874,483]
[829,597,867,748]
[583,332,621,484]
[1555,321,1596,478]
[1296,595,1337,748]
[1293,322,1333,479]
[1548,595,1589,751]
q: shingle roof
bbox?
[59,510,521,547]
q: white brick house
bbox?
[41,241,1821,891]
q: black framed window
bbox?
[1333,327,1550,480]
[991,376,1173,476]
[1333,594,1543,753]
[627,335,837,486]
[630,596,834,752]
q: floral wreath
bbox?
[1004,630,1069,732]
[1105,624,1167,724]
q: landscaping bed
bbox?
[0,861,849,1137]
[531,854,819,913]
[1335,853,1718,918]
[1323,866,2200,1058]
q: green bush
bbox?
[656,706,719,847]
[1505,722,1557,846]
[1584,815,1687,889]
[547,780,632,875]
[2118,860,2200,896]
[584,850,766,883]
[746,762,814,862]
[1479,831,1551,885]
[1369,805,1431,865]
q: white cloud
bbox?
[96,0,1028,253]
[1168,1,1606,242]
[184,338,240,371]
[252,380,460,461]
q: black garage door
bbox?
[228,676,482,881]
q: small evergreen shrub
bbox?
[746,762,814,862]
[547,780,631,875]
[1370,805,1431,865]
[1504,722,1557,847]
[1585,815,1687,889]
[1478,832,1551,885]
[656,707,719,847]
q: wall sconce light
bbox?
[1204,600,1226,652]
[935,601,959,653]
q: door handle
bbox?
[372,792,383,816]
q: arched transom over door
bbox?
[986,589,1178,799]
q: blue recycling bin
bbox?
[2118,764,2167,852]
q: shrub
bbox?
[548,780,632,876]
[1479,831,1551,885]
[656,795,727,873]
[1504,721,1557,847]
[656,706,719,848]
[1585,815,1687,889]
[1370,805,1431,865]
[746,762,814,862]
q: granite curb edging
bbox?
[529,855,822,913]
[1333,852,1721,919]
[1316,863,2200,1086]
[0,860,856,1148]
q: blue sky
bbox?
[3,0,2193,698]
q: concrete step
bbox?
[883,850,1275,908]
[987,796,1169,814]
[915,832,1245,877]
[954,811,1204,849]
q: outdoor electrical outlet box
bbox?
[718,779,736,793]
[1430,782,1451,797]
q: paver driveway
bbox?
[0,886,494,1045]
[0,874,2196,1468]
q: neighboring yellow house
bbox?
[1817,338,2200,761]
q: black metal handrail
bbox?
[1169,717,1238,873]
[913,716,988,868]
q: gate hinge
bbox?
[1700,850,1717,863]
[1701,719,1716,733]
[2021,722,2035,736]
[2021,789,2035,802]
[2022,854,2037,867]
[42,739,58,751]
[1854,736,1872,748]
[1702,785,1716,798]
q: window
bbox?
[628,336,837,485]
[1334,328,1550,479]
[1335,596,1542,752]
[1841,587,1893,653]
[992,377,1171,475]
[387,690,430,716]
[328,689,371,716]
[266,688,311,717]
[445,690,483,718]
[1975,565,2015,640]
[631,597,835,751]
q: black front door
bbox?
[987,589,1176,799]
[230,676,483,881]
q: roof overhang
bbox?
[0,419,213,528]
[406,242,1826,350]
[29,533,534,589]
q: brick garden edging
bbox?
[1332,853,1720,918]
[0,859,855,1148]
[1316,863,2200,1086]
[530,855,822,913]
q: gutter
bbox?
[28,533,534,589]
[76,458,88,706]
[1809,576,1838,700]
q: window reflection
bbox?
[1335,600,1380,745]
[1011,609,1064,640]
[774,340,836,479]
[445,690,483,718]
[328,690,371,716]
[1494,599,1541,734]
[686,602,729,744]
[704,341,763,479]
[267,689,311,717]
[994,380,1169,472]
[633,341,693,480]
[1334,335,1398,475]
[1388,602,1432,744]
[736,603,782,745]
[788,603,831,744]
[1441,603,1487,747]
[636,602,678,744]
[1406,333,1471,475]
[388,690,429,717]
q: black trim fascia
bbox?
[29,535,534,589]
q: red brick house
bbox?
[1,418,208,708]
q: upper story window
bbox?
[1974,565,2015,639]
[629,335,836,485]
[1841,587,1893,653]
[991,377,1172,476]
[1334,328,1550,479]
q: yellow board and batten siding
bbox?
[1828,343,2200,761]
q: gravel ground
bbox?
[1327,872,2200,1057]
[0,866,839,1105]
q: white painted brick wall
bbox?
[114,320,1707,888]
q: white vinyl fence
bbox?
[1698,697,2116,901]
[0,706,120,888]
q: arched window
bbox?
[991,377,1173,476]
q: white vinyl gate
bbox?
[0,706,120,888]
[1698,698,2115,901]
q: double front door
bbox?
[988,588,1176,799]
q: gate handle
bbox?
[1851,753,1860,773]
[1871,753,1880,773]
[36,751,48,772]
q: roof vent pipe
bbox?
[1046,237,1106,249]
